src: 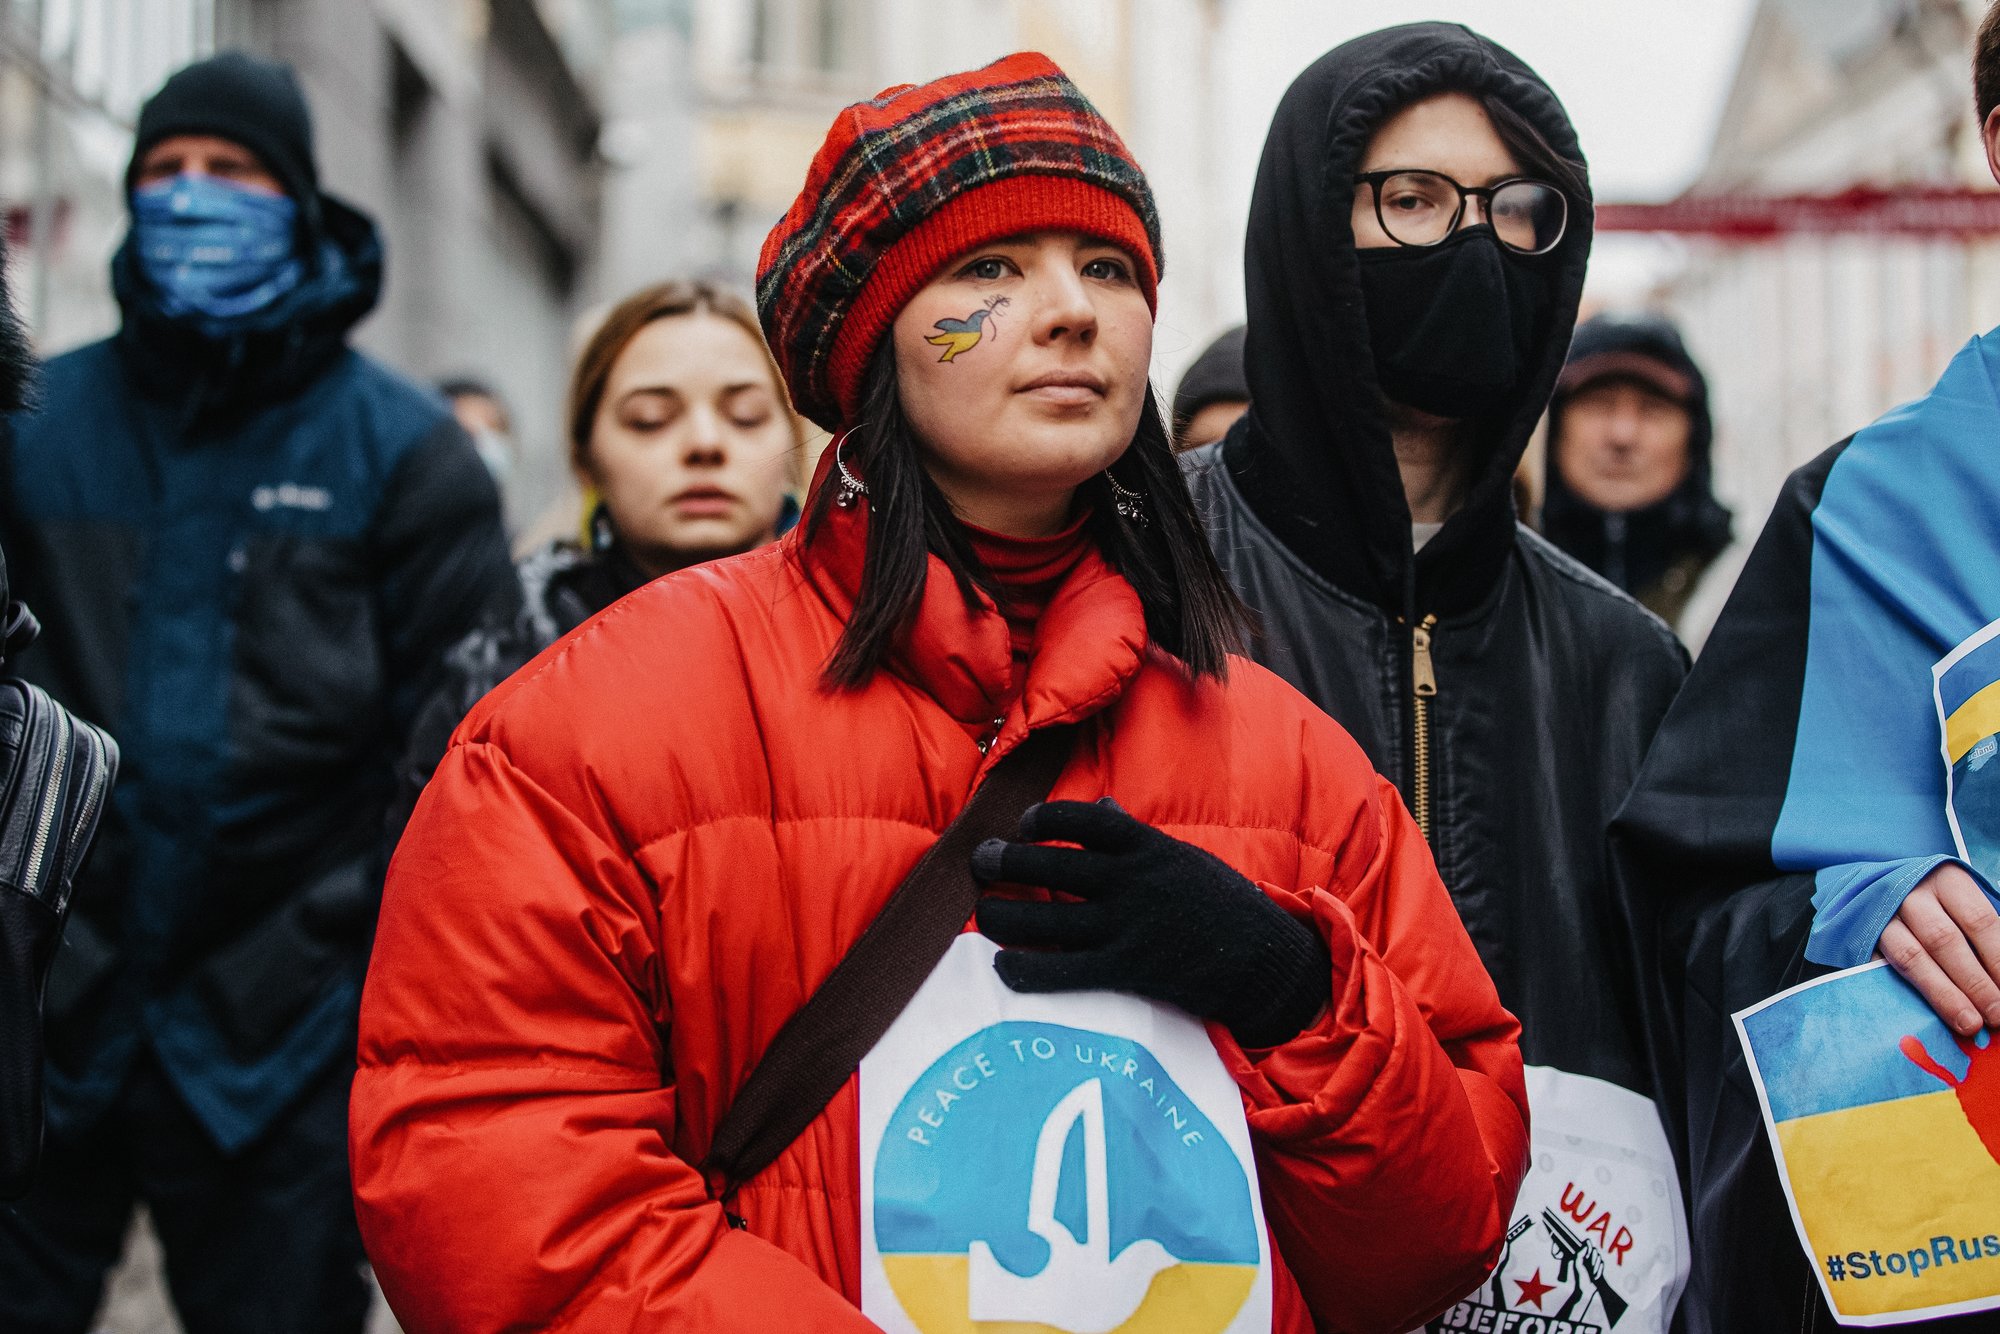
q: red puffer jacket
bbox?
[351,497,1529,1334]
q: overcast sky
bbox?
[1212,0,1763,302]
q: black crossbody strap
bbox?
[702,723,1075,1200]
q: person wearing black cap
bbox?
[1184,24,1696,1330]
[1542,312,1733,631]
[1172,323,1248,451]
[0,52,517,1332]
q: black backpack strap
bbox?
[702,724,1074,1203]
[1,680,119,1198]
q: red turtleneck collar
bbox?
[964,513,1094,667]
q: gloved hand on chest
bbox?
[972,798,1333,1049]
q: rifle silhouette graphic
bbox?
[1542,1209,1630,1327]
[1488,1214,1536,1309]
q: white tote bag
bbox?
[1416,1066,1689,1334]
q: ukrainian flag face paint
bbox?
[925,298,1011,363]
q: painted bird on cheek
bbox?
[927,296,1010,362]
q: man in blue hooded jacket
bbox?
[0,52,517,1332]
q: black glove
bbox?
[972,799,1332,1048]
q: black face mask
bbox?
[1355,226,1551,421]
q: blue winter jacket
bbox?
[0,193,517,1152]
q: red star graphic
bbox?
[1514,1268,1555,1310]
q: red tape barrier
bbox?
[1596,186,2000,238]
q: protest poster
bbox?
[1734,961,2000,1325]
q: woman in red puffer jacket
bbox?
[351,52,1528,1334]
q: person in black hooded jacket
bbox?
[1541,312,1733,632]
[0,53,516,1332]
[1184,24,1692,1331]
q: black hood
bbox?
[1222,22,1593,617]
[110,190,382,427]
[1173,324,1248,429]
[1541,312,1732,596]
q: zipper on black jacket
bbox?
[1410,614,1438,843]
[22,703,72,892]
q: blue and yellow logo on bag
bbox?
[1737,964,2000,1321]
[872,1020,1261,1334]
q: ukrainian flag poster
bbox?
[1735,961,2000,1324]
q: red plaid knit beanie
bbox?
[757,52,1162,433]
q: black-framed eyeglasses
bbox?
[1354,170,1569,256]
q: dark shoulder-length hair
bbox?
[805,340,1247,689]
[1482,96,1588,202]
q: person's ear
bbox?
[1983,105,2000,189]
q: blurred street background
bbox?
[10,2,1995,586]
[4,0,1998,1326]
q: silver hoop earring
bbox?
[1106,470,1149,527]
[833,434,870,510]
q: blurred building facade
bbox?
[0,0,612,533]
[5,0,1235,526]
[598,0,1235,416]
[1658,0,1995,559]
[0,0,219,353]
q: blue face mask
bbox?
[131,173,304,330]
